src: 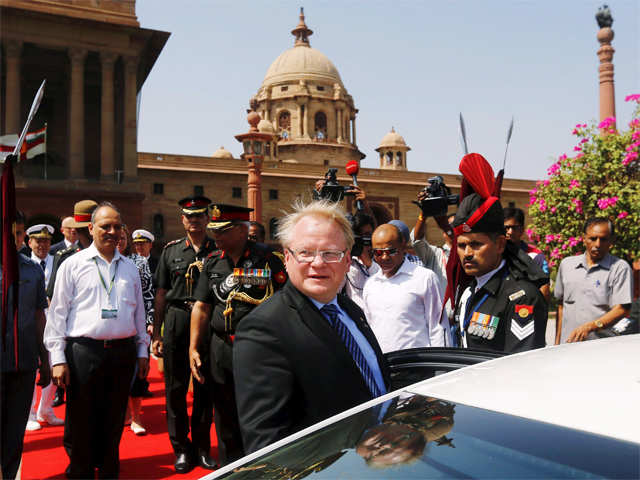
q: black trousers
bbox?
[64,337,136,479]
[208,367,244,466]
[1,369,36,480]
[163,306,214,456]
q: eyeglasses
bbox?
[372,247,400,258]
[504,224,523,231]
[287,248,346,264]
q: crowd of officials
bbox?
[1,152,637,479]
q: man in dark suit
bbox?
[50,216,78,256]
[233,199,390,454]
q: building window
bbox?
[314,111,327,140]
[153,214,164,238]
[194,185,204,196]
[508,201,516,208]
[323,159,329,166]
[386,152,393,165]
[278,110,291,138]
[396,152,403,166]
[153,183,164,194]
[281,86,288,92]
[269,217,279,240]
[316,85,325,91]
[269,189,278,200]
[232,187,242,198]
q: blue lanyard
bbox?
[463,292,489,334]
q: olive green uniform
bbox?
[155,236,217,457]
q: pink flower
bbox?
[598,117,616,129]
[630,119,640,129]
[545,234,555,243]
[624,94,640,102]
[573,146,582,152]
[551,248,561,259]
[568,236,581,247]
[538,198,547,212]
[571,198,583,214]
[579,138,589,144]
[597,197,619,209]
[632,131,640,141]
[562,242,568,250]
[569,179,580,189]
[618,211,629,219]
[559,154,568,161]
[529,188,537,196]
[549,260,556,268]
[543,180,550,186]
[625,141,640,151]
[547,162,561,176]
[550,206,557,213]
[608,128,617,134]
[526,228,535,239]
[574,153,584,159]
[623,151,638,166]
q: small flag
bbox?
[25,125,46,160]
[0,135,27,163]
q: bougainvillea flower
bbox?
[624,94,640,102]
[618,211,629,219]
[569,179,580,189]
[598,117,616,129]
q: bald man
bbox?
[50,217,78,255]
[363,223,448,353]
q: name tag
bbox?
[101,309,118,319]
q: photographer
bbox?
[343,211,378,310]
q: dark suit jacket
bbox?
[49,240,67,256]
[233,281,391,454]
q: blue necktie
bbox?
[321,304,383,397]
[40,260,46,272]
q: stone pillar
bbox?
[296,104,303,138]
[68,48,87,178]
[337,109,343,143]
[247,161,262,223]
[597,27,616,125]
[123,56,138,180]
[302,103,309,139]
[100,52,118,180]
[345,114,351,144]
[351,115,357,145]
[4,40,23,134]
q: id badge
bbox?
[101,309,118,319]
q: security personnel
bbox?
[152,196,217,473]
[189,204,287,466]
[447,153,548,353]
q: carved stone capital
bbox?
[5,39,23,58]
[68,47,88,66]
[100,51,119,68]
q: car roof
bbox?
[406,334,640,444]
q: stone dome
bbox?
[377,127,409,149]
[262,46,343,88]
[258,118,276,134]
[212,146,233,159]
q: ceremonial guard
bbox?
[152,196,218,473]
[189,204,287,466]
[446,153,548,353]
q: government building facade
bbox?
[2,2,534,248]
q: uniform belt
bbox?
[68,336,135,349]
[169,301,195,312]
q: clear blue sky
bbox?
[136,0,639,180]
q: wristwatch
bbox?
[594,319,604,329]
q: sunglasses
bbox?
[372,247,400,258]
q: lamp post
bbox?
[235,105,273,223]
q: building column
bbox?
[100,52,118,180]
[302,102,310,139]
[4,40,23,134]
[351,115,357,145]
[68,47,87,178]
[597,26,616,125]
[123,56,138,181]
[345,113,351,144]
[337,109,343,143]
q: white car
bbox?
[206,335,640,479]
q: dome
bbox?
[258,119,276,134]
[212,146,233,159]
[377,127,409,150]
[262,46,343,88]
[261,9,344,89]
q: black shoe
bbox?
[52,387,65,407]
[197,452,218,470]
[174,453,192,474]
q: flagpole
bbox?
[44,122,48,180]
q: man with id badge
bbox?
[446,154,548,353]
[45,202,149,479]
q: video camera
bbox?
[414,175,460,217]
[316,168,355,203]
[351,233,371,258]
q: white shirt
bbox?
[363,258,448,353]
[30,252,53,285]
[458,260,506,348]
[44,242,149,366]
[343,257,380,311]
[64,238,77,249]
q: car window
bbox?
[217,393,638,479]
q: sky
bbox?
[136,0,639,181]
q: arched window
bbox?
[386,151,393,165]
[314,111,327,140]
[269,217,279,240]
[278,110,291,135]
[153,214,164,239]
[396,152,403,166]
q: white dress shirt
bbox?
[64,238,77,249]
[363,258,448,353]
[343,257,380,311]
[45,242,149,366]
[30,252,53,285]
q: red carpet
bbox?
[22,358,219,479]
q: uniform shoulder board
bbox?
[163,237,185,249]
[57,245,77,256]
[271,251,285,263]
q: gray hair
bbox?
[91,201,121,223]
[276,199,354,250]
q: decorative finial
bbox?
[596,4,613,28]
[391,126,395,133]
[291,7,313,47]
